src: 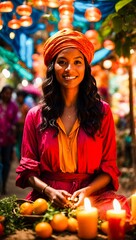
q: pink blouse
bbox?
[16,101,120,191]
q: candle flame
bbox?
[84,197,92,211]
[113,199,121,212]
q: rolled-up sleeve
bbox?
[16,106,41,188]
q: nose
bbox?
[65,63,72,71]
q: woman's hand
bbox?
[45,186,71,208]
[70,186,91,208]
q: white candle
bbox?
[131,192,136,219]
[106,199,126,240]
[77,198,98,239]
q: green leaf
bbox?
[115,0,133,12]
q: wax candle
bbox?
[77,198,98,239]
[131,192,136,219]
[106,199,126,240]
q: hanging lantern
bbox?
[0,1,13,12]
[85,29,99,39]
[0,19,3,30]
[85,29,101,50]
[16,4,32,16]
[85,7,102,22]
[58,19,73,30]
[103,40,115,50]
[0,14,3,30]
[33,0,48,7]
[59,0,74,5]
[59,5,74,16]
[8,15,21,29]
[20,16,33,27]
[60,14,73,22]
[47,0,59,8]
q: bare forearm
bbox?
[28,176,49,194]
[86,173,111,195]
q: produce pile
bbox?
[0,195,136,240]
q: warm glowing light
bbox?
[103,60,112,69]
[59,4,74,16]
[33,0,48,7]
[9,32,15,39]
[0,18,3,30]
[8,15,21,29]
[58,19,73,30]
[103,39,115,50]
[85,7,102,22]
[20,16,33,27]
[119,56,129,65]
[22,79,28,87]
[16,4,32,16]
[130,48,134,54]
[2,69,10,78]
[113,199,121,212]
[84,198,92,211]
[0,1,13,12]
[59,0,74,5]
[47,0,59,8]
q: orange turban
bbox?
[43,29,94,66]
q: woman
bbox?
[16,29,130,220]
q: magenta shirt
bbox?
[0,100,18,146]
[16,101,120,191]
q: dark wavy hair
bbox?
[40,57,105,138]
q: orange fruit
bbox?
[33,198,48,215]
[50,213,68,232]
[19,202,33,215]
[35,222,53,239]
[100,221,109,235]
[67,217,78,232]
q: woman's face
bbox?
[54,48,85,90]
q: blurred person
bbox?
[0,85,18,195]
[16,29,131,220]
[15,90,30,161]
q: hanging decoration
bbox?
[33,0,48,7]
[0,14,3,30]
[85,29,101,51]
[85,7,102,22]
[8,14,21,29]
[20,16,33,27]
[16,3,32,16]
[0,1,13,12]
[47,0,59,8]
[103,39,115,50]
[58,0,74,30]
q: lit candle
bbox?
[106,199,126,240]
[77,198,98,239]
[131,192,136,219]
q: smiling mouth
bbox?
[63,76,77,80]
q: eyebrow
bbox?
[57,56,84,60]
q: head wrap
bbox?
[43,29,94,66]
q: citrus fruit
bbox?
[50,213,68,232]
[67,217,78,232]
[33,198,48,215]
[100,221,109,235]
[35,222,53,238]
[19,202,33,215]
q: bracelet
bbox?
[41,185,49,194]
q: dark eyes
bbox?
[57,60,82,66]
